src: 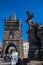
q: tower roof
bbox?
[10,14,16,21]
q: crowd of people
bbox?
[0,48,28,65]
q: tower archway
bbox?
[5,44,17,54]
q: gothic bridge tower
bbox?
[3,15,23,58]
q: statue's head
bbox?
[13,48,16,52]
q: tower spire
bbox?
[10,14,16,21]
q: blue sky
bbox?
[0,0,43,45]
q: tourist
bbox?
[11,48,18,65]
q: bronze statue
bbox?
[26,11,43,61]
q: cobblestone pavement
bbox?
[0,61,11,65]
[0,58,11,65]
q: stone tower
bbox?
[3,14,23,58]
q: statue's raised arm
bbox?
[26,11,34,22]
[26,11,40,30]
[26,11,34,29]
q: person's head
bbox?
[13,48,16,52]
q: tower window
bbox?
[9,31,14,38]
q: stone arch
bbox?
[5,43,17,54]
